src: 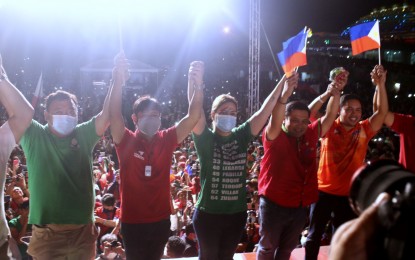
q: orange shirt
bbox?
[318,118,376,196]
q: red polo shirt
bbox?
[259,120,320,207]
[116,127,177,223]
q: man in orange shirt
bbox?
[304,65,388,260]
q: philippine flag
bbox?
[350,20,380,56]
[277,27,307,76]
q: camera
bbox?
[110,240,118,248]
[350,159,415,260]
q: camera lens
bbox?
[350,159,415,215]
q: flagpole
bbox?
[378,48,381,65]
[118,18,124,52]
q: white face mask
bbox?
[215,114,236,132]
[137,116,161,136]
[52,115,77,136]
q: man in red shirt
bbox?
[108,54,204,260]
[257,72,341,260]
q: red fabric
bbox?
[391,113,415,172]
[95,206,121,236]
[116,127,178,223]
[259,120,320,207]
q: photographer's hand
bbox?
[329,193,389,260]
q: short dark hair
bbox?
[132,96,161,115]
[285,101,310,117]
[45,90,78,111]
[167,236,185,257]
[101,193,115,206]
[340,94,362,107]
[185,223,195,236]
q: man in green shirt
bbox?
[20,58,113,259]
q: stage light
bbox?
[223,26,231,34]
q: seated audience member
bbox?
[95,193,120,240]
[182,223,198,257]
[8,200,31,260]
[164,236,186,258]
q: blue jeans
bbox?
[192,208,247,260]
[257,196,307,260]
[304,191,357,260]
[120,219,170,260]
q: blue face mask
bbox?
[215,114,237,132]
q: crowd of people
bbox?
[0,49,414,260]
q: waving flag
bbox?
[31,73,43,108]
[350,20,380,55]
[277,27,308,76]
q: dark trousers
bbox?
[121,219,170,260]
[257,196,307,260]
[304,191,357,260]
[192,208,247,260]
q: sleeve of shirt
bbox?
[76,116,100,149]
[0,122,16,159]
[362,119,377,140]
[159,126,178,148]
[20,120,43,152]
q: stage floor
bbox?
[170,246,330,260]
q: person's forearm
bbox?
[376,81,388,116]
[309,91,331,121]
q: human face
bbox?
[12,187,23,199]
[284,110,310,138]
[339,99,362,129]
[212,102,237,135]
[132,109,161,137]
[103,205,115,211]
[44,99,78,136]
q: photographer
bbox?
[96,234,125,260]
[330,193,389,260]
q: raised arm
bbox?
[369,65,388,132]
[265,73,297,140]
[176,61,204,142]
[248,74,291,136]
[320,84,341,137]
[0,55,34,142]
[109,52,129,144]
[372,85,394,127]
[309,69,348,122]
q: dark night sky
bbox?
[0,0,409,75]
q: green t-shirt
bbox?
[193,122,253,214]
[20,118,99,224]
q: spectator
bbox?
[182,223,198,257]
[96,233,125,260]
[164,236,186,258]
[191,74,291,259]
[19,52,113,258]
[305,65,388,259]
[95,193,121,241]
[109,56,204,260]
[257,71,341,260]
[0,54,33,259]
[8,200,31,260]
